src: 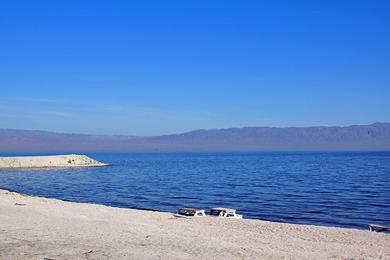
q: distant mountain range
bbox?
[1,123,390,152]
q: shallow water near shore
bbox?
[0,152,389,230]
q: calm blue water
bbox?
[0,152,389,230]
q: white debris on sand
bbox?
[0,189,389,259]
[0,154,110,168]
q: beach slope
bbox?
[0,190,389,259]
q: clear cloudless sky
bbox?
[1,0,389,135]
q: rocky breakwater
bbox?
[0,154,111,168]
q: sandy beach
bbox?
[0,189,389,259]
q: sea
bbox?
[0,152,389,230]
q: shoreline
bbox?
[0,189,389,259]
[0,187,375,231]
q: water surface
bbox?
[0,152,389,230]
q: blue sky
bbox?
[1,0,389,135]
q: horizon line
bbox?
[1,122,388,137]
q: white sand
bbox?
[0,154,110,168]
[0,190,389,259]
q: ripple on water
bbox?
[0,151,389,229]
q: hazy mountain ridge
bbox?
[1,123,390,152]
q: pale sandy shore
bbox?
[0,190,389,260]
[0,154,110,168]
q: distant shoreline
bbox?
[1,122,390,152]
[1,150,390,156]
